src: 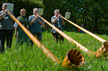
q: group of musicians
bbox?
[0,3,65,52]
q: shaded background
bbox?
[0,0,108,34]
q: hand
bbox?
[42,24,45,28]
[35,14,39,19]
[14,33,17,38]
[30,14,39,25]
[4,9,8,13]
[59,14,61,17]
[2,9,8,18]
[57,14,60,18]
[55,14,60,20]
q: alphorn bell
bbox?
[7,11,84,68]
[60,15,108,58]
[62,49,84,69]
[95,42,108,57]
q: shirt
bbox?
[51,16,63,33]
[29,15,44,33]
[0,11,14,30]
[14,16,29,29]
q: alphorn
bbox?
[60,15,108,57]
[7,11,59,64]
[60,15,105,43]
[7,11,84,68]
[39,15,93,55]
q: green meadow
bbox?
[0,31,108,71]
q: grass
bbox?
[0,31,108,71]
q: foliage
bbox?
[0,0,108,34]
[0,0,44,17]
[43,0,108,34]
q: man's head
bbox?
[54,9,60,17]
[2,3,7,11]
[33,8,38,15]
[20,9,26,17]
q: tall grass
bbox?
[0,32,108,71]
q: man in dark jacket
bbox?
[0,3,14,52]
[29,8,45,46]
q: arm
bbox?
[38,19,44,25]
[52,18,57,23]
[0,12,6,20]
[30,17,37,25]
[30,14,39,25]
[14,17,19,37]
[61,19,65,25]
[14,27,18,37]
[38,19,45,28]
[51,14,60,24]
[59,14,65,25]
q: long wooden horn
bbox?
[7,11,60,64]
[60,15,108,57]
[60,15,106,43]
[38,15,93,55]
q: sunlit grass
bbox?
[0,31,108,71]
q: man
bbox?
[29,8,44,46]
[0,3,14,52]
[14,9,30,46]
[51,9,65,43]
